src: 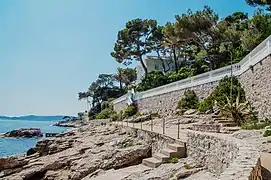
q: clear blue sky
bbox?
[0,0,255,116]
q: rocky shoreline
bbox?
[0,122,153,180]
[53,120,88,128]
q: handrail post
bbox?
[141,118,143,130]
[162,118,165,134]
[127,119,128,127]
[177,118,180,139]
[133,121,135,128]
[151,118,154,131]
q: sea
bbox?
[0,118,69,157]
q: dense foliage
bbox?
[123,104,138,118]
[95,108,116,119]
[136,71,168,92]
[246,0,271,11]
[78,74,126,118]
[177,90,199,110]
[111,6,271,92]
[198,76,246,112]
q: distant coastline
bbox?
[0,115,66,121]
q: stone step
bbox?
[153,153,170,163]
[168,143,185,152]
[216,120,236,124]
[221,127,240,134]
[214,118,230,121]
[212,115,224,118]
[161,148,184,158]
[221,123,238,127]
[142,157,162,168]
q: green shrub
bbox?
[136,70,168,92]
[136,112,142,117]
[263,130,271,137]
[167,67,196,83]
[219,95,253,126]
[198,76,245,112]
[184,162,192,169]
[242,119,271,130]
[101,101,109,110]
[168,157,179,164]
[110,113,120,121]
[96,108,115,119]
[177,90,199,110]
[198,98,214,112]
[123,104,137,118]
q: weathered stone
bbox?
[0,157,28,171]
[184,109,197,115]
[4,128,43,138]
[26,148,37,156]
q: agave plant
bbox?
[219,94,253,126]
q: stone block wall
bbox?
[187,131,239,175]
[187,131,262,179]
[239,55,271,119]
[112,101,127,114]
[136,82,218,116]
[125,127,185,154]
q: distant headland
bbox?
[0,115,66,121]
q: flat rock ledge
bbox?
[0,124,151,180]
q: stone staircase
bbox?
[213,117,240,133]
[142,143,186,168]
[191,116,240,134]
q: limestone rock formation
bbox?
[0,125,151,180]
[3,128,43,138]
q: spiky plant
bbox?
[219,94,253,126]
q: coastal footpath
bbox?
[0,117,270,180]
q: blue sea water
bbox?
[0,119,69,157]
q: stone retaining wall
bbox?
[136,82,218,116]
[125,127,185,154]
[239,55,271,119]
[187,131,239,175]
[187,131,261,180]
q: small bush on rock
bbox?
[168,157,179,164]
[96,108,116,119]
[123,104,137,118]
[177,90,199,111]
[263,130,271,137]
[242,119,270,130]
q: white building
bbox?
[136,56,181,83]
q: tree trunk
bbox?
[139,55,148,77]
[119,80,123,89]
[157,51,166,73]
[173,47,178,73]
